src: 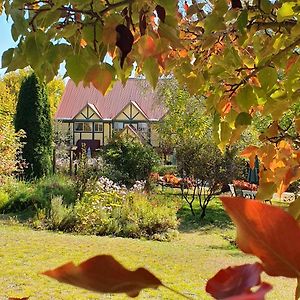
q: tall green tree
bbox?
[15,73,52,179]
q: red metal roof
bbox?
[55,79,167,121]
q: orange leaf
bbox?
[221,197,300,278]
[138,35,156,59]
[42,255,162,297]
[240,146,258,168]
[80,38,87,48]
[8,298,29,300]
[286,55,299,74]
[84,64,113,95]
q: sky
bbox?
[0,14,15,76]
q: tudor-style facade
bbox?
[55,79,166,151]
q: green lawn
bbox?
[0,195,296,299]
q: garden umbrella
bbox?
[247,156,259,184]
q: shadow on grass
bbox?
[0,209,36,225]
[177,198,233,233]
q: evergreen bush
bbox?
[15,73,52,179]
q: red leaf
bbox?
[231,0,242,8]
[42,255,162,297]
[156,5,166,23]
[8,298,29,300]
[206,263,264,299]
[184,1,189,13]
[221,197,300,278]
[115,24,134,68]
[223,283,272,300]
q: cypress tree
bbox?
[15,73,52,179]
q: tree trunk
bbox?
[200,207,206,219]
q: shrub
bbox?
[102,136,160,187]
[75,191,123,235]
[15,73,52,180]
[0,180,34,213]
[47,196,76,231]
[74,190,179,240]
[35,175,77,205]
[115,193,179,240]
[0,175,77,213]
[0,190,9,211]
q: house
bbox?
[55,79,167,151]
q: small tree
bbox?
[103,136,159,188]
[15,73,52,179]
[0,82,25,181]
[177,138,239,219]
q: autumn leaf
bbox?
[206,263,272,299]
[116,24,134,68]
[80,38,87,48]
[184,1,189,13]
[222,283,272,300]
[8,298,29,300]
[42,255,162,297]
[84,64,114,95]
[286,55,299,73]
[139,10,147,36]
[240,146,258,168]
[221,197,300,278]
[231,0,242,9]
[288,197,300,222]
[138,35,156,59]
[156,5,166,23]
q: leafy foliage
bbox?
[74,190,179,240]
[0,175,76,213]
[0,80,25,179]
[15,73,53,179]
[176,138,242,219]
[4,0,300,193]
[4,0,300,298]
[157,80,210,147]
[103,136,159,187]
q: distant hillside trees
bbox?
[15,73,53,179]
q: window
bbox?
[114,122,124,131]
[137,122,148,132]
[94,122,103,132]
[131,123,138,130]
[74,122,92,132]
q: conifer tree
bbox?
[15,73,52,179]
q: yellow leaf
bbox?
[288,197,300,222]
[256,182,276,201]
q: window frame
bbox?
[94,122,103,133]
[74,122,92,132]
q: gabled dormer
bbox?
[74,103,102,120]
[114,101,148,122]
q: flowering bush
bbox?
[233,180,258,191]
[74,190,179,240]
[71,177,179,240]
